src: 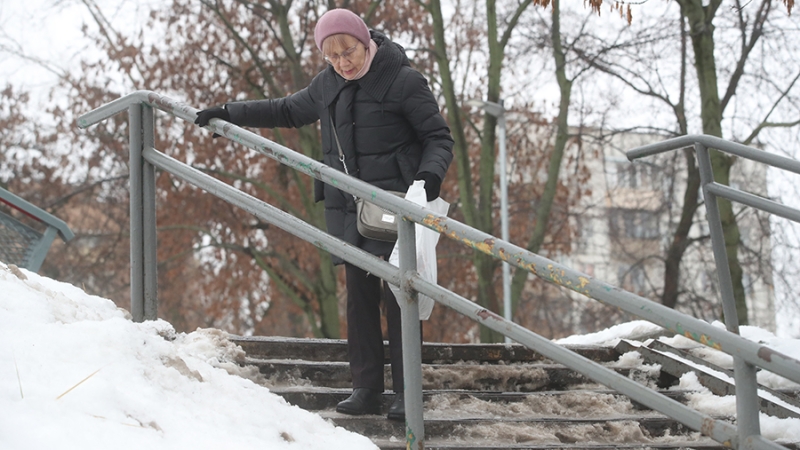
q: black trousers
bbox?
[345,262,405,393]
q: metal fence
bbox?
[0,187,74,272]
[79,91,800,450]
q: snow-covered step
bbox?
[232,336,783,450]
[370,439,730,450]
[267,387,691,412]
[325,414,719,447]
[616,339,800,420]
[246,357,644,391]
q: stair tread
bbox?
[232,335,619,363]
[320,412,702,423]
[233,336,799,449]
[266,386,694,395]
[324,413,719,445]
[369,439,727,450]
[246,356,618,368]
[267,387,693,414]
[250,357,635,391]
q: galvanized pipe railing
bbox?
[626,135,800,175]
[627,135,800,448]
[0,187,75,272]
[79,91,799,450]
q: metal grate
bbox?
[0,209,43,267]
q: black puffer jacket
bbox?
[225,31,454,262]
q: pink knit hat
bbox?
[314,9,371,51]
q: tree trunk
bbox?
[510,0,570,315]
[279,2,339,337]
[428,0,500,341]
[427,0,531,342]
[661,16,695,311]
[679,0,748,325]
[661,149,700,309]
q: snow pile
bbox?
[672,372,800,442]
[0,263,377,450]
[561,318,800,443]
[555,320,666,346]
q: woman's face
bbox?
[322,34,367,80]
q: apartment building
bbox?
[558,129,776,332]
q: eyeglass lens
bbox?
[325,45,358,64]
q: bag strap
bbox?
[329,105,357,201]
[329,116,351,175]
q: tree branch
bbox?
[499,0,534,49]
[201,0,282,97]
[743,118,800,146]
[720,0,770,113]
[742,70,800,145]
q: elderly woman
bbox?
[195,8,453,421]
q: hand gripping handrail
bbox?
[80,92,797,450]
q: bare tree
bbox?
[563,0,799,328]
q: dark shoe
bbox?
[336,388,382,415]
[387,393,405,421]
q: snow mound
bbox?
[0,263,376,450]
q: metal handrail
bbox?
[627,134,800,175]
[627,135,800,330]
[0,187,74,271]
[628,135,800,448]
[79,91,798,450]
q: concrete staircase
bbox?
[230,336,796,449]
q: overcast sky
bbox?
[0,0,162,97]
[1,1,88,89]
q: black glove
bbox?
[415,172,441,202]
[195,105,230,137]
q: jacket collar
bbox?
[322,31,410,107]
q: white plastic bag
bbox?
[388,180,449,320]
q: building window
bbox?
[609,209,660,239]
[575,217,594,252]
[613,162,660,189]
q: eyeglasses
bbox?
[324,44,360,65]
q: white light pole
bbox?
[468,98,511,343]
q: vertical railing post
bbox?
[25,226,59,273]
[694,144,740,332]
[128,103,145,322]
[498,106,511,344]
[733,355,762,442]
[398,218,424,449]
[142,104,158,320]
[695,143,761,443]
